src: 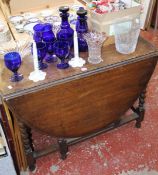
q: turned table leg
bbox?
[18,120,36,171]
[58,139,68,160]
[135,90,146,128]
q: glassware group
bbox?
[4,5,108,82]
[31,5,90,72]
[32,6,75,70]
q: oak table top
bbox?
[0,37,157,101]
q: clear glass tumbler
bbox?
[114,16,140,54]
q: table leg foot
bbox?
[27,152,36,171]
[29,164,36,171]
[18,120,36,171]
[58,139,68,160]
[27,155,36,171]
[135,90,146,128]
[135,121,141,128]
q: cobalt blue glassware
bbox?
[57,6,74,48]
[4,52,23,82]
[43,34,55,42]
[43,34,56,63]
[44,39,57,63]
[42,23,55,41]
[53,41,70,69]
[36,42,48,70]
[33,23,44,42]
[43,23,52,31]
[45,41,56,63]
[76,8,88,52]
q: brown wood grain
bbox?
[6,57,158,137]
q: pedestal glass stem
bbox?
[11,71,23,82]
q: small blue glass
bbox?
[33,23,44,42]
[4,52,23,82]
[43,34,56,63]
[53,41,70,69]
[43,34,55,42]
[43,23,52,31]
[44,39,57,63]
[42,23,55,41]
[36,42,48,70]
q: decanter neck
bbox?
[76,16,88,33]
[60,12,70,29]
[76,8,88,33]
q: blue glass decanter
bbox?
[76,8,88,52]
[57,6,74,48]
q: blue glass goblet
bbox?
[33,23,44,42]
[4,52,23,82]
[45,42,57,63]
[43,23,52,31]
[53,41,70,69]
[42,23,55,40]
[43,35,56,63]
[36,42,48,70]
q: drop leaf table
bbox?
[0,37,158,172]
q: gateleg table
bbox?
[0,37,158,172]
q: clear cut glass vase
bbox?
[83,31,107,64]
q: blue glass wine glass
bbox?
[43,34,56,63]
[53,41,70,69]
[36,42,48,70]
[33,23,44,42]
[43,23,52,31]
[44,40,57,63]
[4,52,23,82]
[42,23,55,40]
